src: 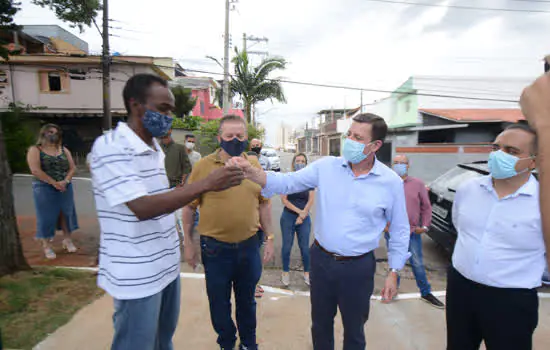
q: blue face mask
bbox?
[294,163,306,171]
[342,138,370,164]
[393,163,408,177]
[220,138,248,157]
[143,110,173,137]
[488,150,532,180]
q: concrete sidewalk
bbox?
[35,275,550,350]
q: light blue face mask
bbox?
[488,150,533,180]
[294,163,306,171]
[342,138,371,164]
[392,163,408,177]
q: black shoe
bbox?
[421,293,445,309]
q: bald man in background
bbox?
[388,155,444,309]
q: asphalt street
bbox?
[13,151,449,278]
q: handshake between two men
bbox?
[203,157,267,192]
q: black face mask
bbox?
[220,138,248,157]
[251,146,262,154]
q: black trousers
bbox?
[310,243,376,350]
[446,266,539,350]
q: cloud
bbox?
[14,0,550,144]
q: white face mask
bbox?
[185,141,195,150]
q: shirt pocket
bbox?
[491,214,542,252]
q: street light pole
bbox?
[222,0,231,115]
[102,0,111,131]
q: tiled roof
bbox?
[420,109,525,123]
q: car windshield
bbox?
[430,167,484,200]
[264,150,277,157]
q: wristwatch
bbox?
[266,234,275,241]
[390,268,400,276]
[65,179,71,184]
[422,226,429,233]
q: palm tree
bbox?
[230,48,287,124]
[171,86,197,118]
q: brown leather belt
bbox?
[314,240,372,261]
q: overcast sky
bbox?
[15,0,550,143]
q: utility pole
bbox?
[102,0,111,131]
[222,0,231,115]
[242,34,268,55]
[360,89,364,113]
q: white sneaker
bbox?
[282,272,290,287]
[304,274,310,286]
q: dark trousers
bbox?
[201,235,262,350]
[310,243,376,350]
[446,266,539,350]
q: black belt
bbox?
[314,240,372,261]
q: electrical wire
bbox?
[363,0,550,13]
[2,57,524,103]
[111,58,521,103]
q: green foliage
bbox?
[31,0,101,32]
[171,85,197,118]
[1,106,35,173]
[0,0,21,60]
[230,48,287,123]
[196,119,265,155]
[171,115,203,130]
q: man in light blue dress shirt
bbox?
[230,114,411,350]
[447,122,544,350]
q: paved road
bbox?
[13,152,449,276]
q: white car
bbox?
[261,148,280,172]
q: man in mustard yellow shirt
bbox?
[182,115,274,350]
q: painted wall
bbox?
[0,63,156,114]
[367,76,533,128]
[190,88,244,121]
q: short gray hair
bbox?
[218,114,247,134]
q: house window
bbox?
[39,71,70,93]
[0,70,7,85]
[48,73,62,91]
[200,101,205,115]
[404,100,411,113]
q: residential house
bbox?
[0,27,180,160]
[296,126,320,155]
[317,107,360,156]
[171,76,244,121]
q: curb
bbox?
[50,266,550,300]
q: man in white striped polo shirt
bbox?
[91,74,245,350]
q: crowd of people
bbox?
[25,69,550,349]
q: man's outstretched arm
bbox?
[520,71,550,268]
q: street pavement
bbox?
[35,274,550,350]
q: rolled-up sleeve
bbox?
[261,161,320,198]
[386,179,412,269]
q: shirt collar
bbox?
[340,156,382,176]
[116,122,161,154]
[480,174,538,197]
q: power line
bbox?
[364,0,550,13]
[512,0,550,3]
[110,58,520,103]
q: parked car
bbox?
[261,148,280,171]
[427,161,539,253]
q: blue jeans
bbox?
[32,181,79,239]
[385,232,431,296]
[111,277,181,350]
[201,235,262,349]
[280,210,311,272]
